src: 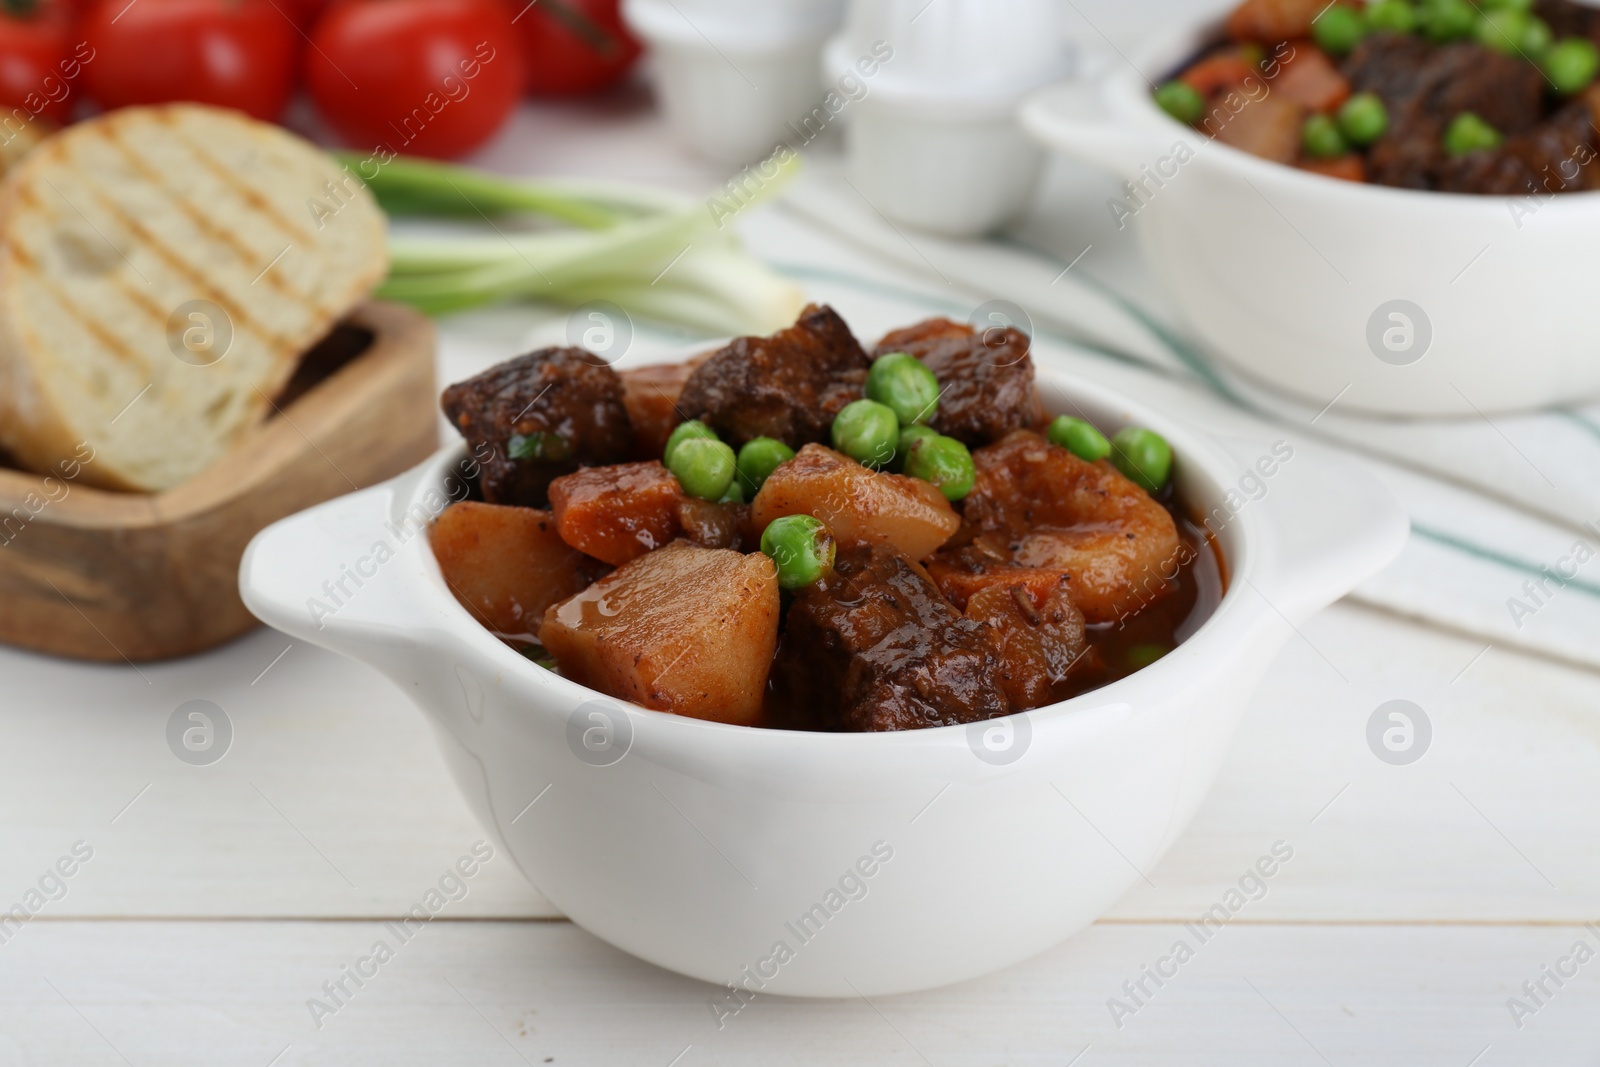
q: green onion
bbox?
[339,152,806,337]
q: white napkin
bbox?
[753,162,1600,672]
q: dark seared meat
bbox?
[872,318,1041,447]
[1345,36,1544,189]
[676,304,870,448]
[769,542,1011,732]
[1439,94,1600,194]
[675,497,748,551]
[1535,0,1600,46]
[617,353,713,460]
[442,348,632,508]
[965,580,1087,710]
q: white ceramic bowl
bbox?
[624,0,845,165]
[239,361,1406,997]
[1020,20,1600,417]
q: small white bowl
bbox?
[624,0,846,164]
[240,359,1406,997]
[1021,18,1600,417]
[825,0,1075,236]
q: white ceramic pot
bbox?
[832,69,1049,237]
[1020,21,1600,417]
[824,0,1075,236]
[624,0,845,165]
[239,362,1406,998]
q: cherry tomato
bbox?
[0,0,77,124]
[278,0,331,27]
[507,0,639,96]
[81,0,297,121]
[307,0,524,159]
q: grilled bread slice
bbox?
[0,104,387,492]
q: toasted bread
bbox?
[0,104,387,491]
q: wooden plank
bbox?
[0,301,439,662]
[1,601,1597,924]
[0,920,1594,1065]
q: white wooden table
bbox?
[5,5,1599,1062]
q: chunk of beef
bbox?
[1533,0,1600,47]
[676,497,749,551]
[769,542,1011,732]
[442,348,632,508]
[872,318,1041,446]
[965,580,1088,710]
[676,304,870,449]
[1344,36,1544,189]
[618,352,713,460]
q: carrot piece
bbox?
[1299,154,1369,182]
[1226,0,1324,43]
[1179,52,1259,96]
[1269,41,1352,112]
[548,461,685,566]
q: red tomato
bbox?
[278,0,331,27]
[307,0,525,159]
[0,0,77,124]
[507,0,639,96]
[81,0,297,121]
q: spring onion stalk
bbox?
[340,151,806,336]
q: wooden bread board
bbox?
[0,300,438,663]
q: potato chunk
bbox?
[548,461,685,566]
[430,502,607,643]
[541,541,779,725]
[750,444,959,561]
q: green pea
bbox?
[663,420,718,466]
[1046,415,1111,462]
[831,398,900,469]
[1475,7,1531,53]
[1110,427,1173,494]
[1544,37,1599,95]
[893,424,938,471]
[760,514,836,590]
[902,434,975,502]
[1522,16,1552,55]
[1313,5,1367,55]
[507,431,570,462]
[668,437,736,501]
[1480,0,1532,10]
[1301,114,1350,159]
[735,436,794,496]
[1337,92,1389,146]
[1366,0,1417,33]
[1154,80,1205,125]
[1418,0,1475,41]
[865,352,941,426]
[718,480,744,504]
[1126,643,1171,670]
[1443,111,1503,156]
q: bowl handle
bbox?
[1020,82,1184,178]
[1218,439,1410,625]
[238,460,457,671]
